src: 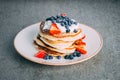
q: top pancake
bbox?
[39,21,85,41]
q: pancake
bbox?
[36,34,74,49]
[39,29,85,42]
[34,41,65,56]
[40,37,74,49]
[40,21,82,38]
[34,37,76,54]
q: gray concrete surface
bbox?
[0,0,120,80]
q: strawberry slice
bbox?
[50,23,61,35]
[81,35,86,40]
[75,40,87,54]
[78,41,86,46]
[35,50,46,58]
[76,47,87,54]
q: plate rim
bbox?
[14,23,103,66]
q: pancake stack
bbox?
[34,14,85,56]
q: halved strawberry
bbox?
[76,47,87,54]
[75,40,87,54]
[35,50,46,58]
[78,41,86,46]
[50,23,61,35]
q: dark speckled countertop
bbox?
[0,0,120,80]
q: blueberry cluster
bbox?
[44,54,62,60]
[46,15,78,33]
[44,54,53,60]
[44,51,81,60]
[64,51,81,60]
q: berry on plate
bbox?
[35,50,46,58]
[75,40,87,54]
[76,46,87,54]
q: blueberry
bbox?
[57,56,61,59]
[56,15,60,18]
[73,29,78,33]
[73,52,77,57]
[65,17,69,20]
[51,16,56,20]
[57,18,62,22]
[46,18,51,21]
[44,55,49,60]
[71,21,74,24]
[51,19,56,23]
[66,29,70,33]
[49,55,53,59]
[73,51,80,57]
[62,18,66,22]
[64,21,68,26]
[73,22,77,25]
[76,52,81,57]
[64,55,69,59]
[61,15,66,18]
[61,22,65,26]
[46,16,56,21]
[65,25,69,29]
[56,19,60,23]
[69,55,74,60]
[68,21,72,26]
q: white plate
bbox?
[14,23,103,66]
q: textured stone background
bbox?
[0,0,120,80]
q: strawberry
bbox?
[76,47,87,54]
[50,23,61,35]
[35,50,46,58]
[75,40,87,54]
[78,41,86,46]
[60,13,67,16]
[81,35,86,40]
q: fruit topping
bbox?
[74,38,87,54]
[64,50,82,60]
[44,54,53,60]
[76,47,87,54]
[56,56,61,59]
[50,23,61,35]
[35,50,46,58]
[44,55,49,60]
[69,55,74,59]
[60,13,67,16]
[45,14,78,33]
[73,29,78,33]
[66,29,70,33]
[76,52,81,57]
[49,55,53,59]
[73,22,77,25]
[81,35,86,39]
[64,55,69,59]
[46,16,56,21]
[61,22,65,26]
[75,42,87,54]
